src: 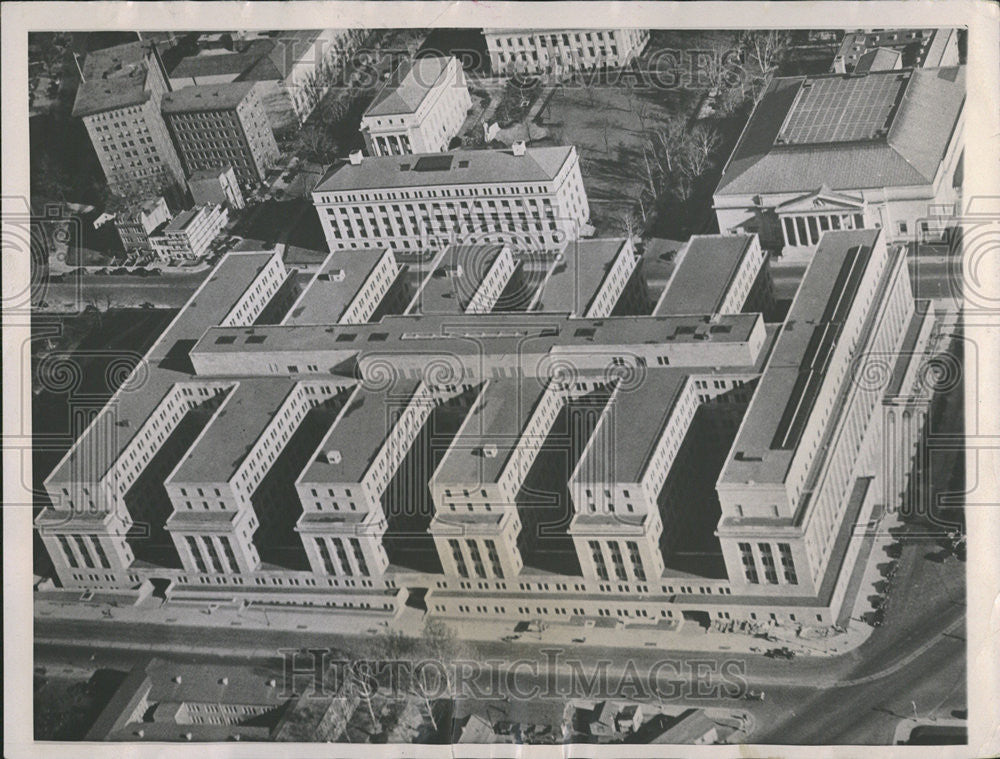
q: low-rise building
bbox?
[284,247,400,325]
[312,144,590,253]
[187,164,245,210]
[114,195,172,253]
[150,203,228,261]
[484,28,650,76]
[361,56,473,156]
[162,82,279,190]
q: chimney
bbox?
[323,449,342,464]
[349,150,363,165]
[512,140,527,157]
[483,445,498,458]
[331,268,346,281]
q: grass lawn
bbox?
[534,81,699,237]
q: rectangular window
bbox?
[449,539,468,578]
[626,541,646,581]
[484,539,504,576]
[219,536,239,572]
[90,537,111,569]
[349,538,369,576]
[739,542,758,584]
[316,538,337,574]
[333,538,352,576]
[588,540,609,581]
[758,543,779,584]
[186,536,207,573]
[466,540,487,578]
[778,543,798,585]
[74,536,95,569]
[203,538,225,573]
[58,535,78,568]
[608,541,628,581]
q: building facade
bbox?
[114,195,172,253]
[360,56,473,156]
[150,203,228,261]
[484,28,650,76]
[713,67,965,259]
[72,42,186,199]
[162,82,280,190]
[188,164,246,210]
[312,144,590,252]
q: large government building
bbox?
[311,144,590,252]
[713,66,964,259]
[38,223,935,629]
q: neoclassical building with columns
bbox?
[713,66,964,260]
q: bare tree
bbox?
[738,30,790,103]
[410,619,459,732]
[346,659,380,734]
[687,124,722,172]
[617,207,642,241]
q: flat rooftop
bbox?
[365,55,451,117]
[434,378,549,486]
[193,311,762,363]
[72,41,154,118]
[314,146,574,193]
[654,235,756,316]
[720,229,881,485]
[283,248,389,325]
[162,81,256,113]
[170,377,297,484]
[46,252,279,485]
[532,238,629,315]
[575,370,689,484]
[299,379,423,484]
[409,244,506,315]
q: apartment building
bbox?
[832,28,960,73]
[39,229,929,630]
[168,29,368,131]
[150,203,228,261]
[312,144,590,252]
[188,164,246,210]
[114,195,171,253]
[484,28,650,76]
[162,82,279,190]
[361,56,472,156]
[72,41,185,199]
[714,66,965,258]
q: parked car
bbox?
[764,647,796,660]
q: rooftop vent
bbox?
[322,449,342,464]
[349,150,363,165]
[483,445,498,458]
[512,140,527,156]
[330,268,346,282]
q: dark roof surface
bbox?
[654,235,755,316]
[161,82,256,112]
